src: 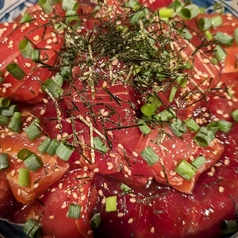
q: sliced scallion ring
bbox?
[6,63,26,80]
[17,148,33,161]
[46,139,60,156]
[0,115,8,126]
[169,118,187,137]
[140,146,159,166]
[159,7,175,19]
[23,153,43,172]
[90,213,101,229]
[213,3,224,14]
[0,153,9,170]
[67,204,81,219]
[93,137,108,153]
[180,4,200,20]
[192,155,206,169]
[0,98,10,108]
[184,118,200,133]
[55,141,75,161]
[38,137,51,154]
[8,112,22,132]
[137,119,151,135]
[194,127,215,147]
[20,13,32,23]
[105,195,117,212]
[214,32,234,47]
[38,0,53,14]
[42,78,64,99]
[175,159,197,181]
[23,218,42,238]
[18,168,30,187]
[231,109,238,121]
[211,15,223,28]
[19,39,34,58]
[214,45,227,62]
[197,18,211,31]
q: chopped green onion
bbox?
[60,66,71,80]
[141,95,161,117]
[0,98,10,107]
[191,155,206,169]
[180,4,200,20]
[23,153,43,172]
[175,159,197,181]
[169,0,184,13]
[211,57,218,65]
[184,61,193,69]
[0,115,8,125]
[42,78,64,99]
[176,75,187,87]
[217,119,232,133]
[214,32,234,47]
[53,73,64,87]
[204,30,213,41]
[1,104,18,116]
[154,109,175,122]
[17,148,33,161]
[130,8,150,25]
[67,204,81,219]
[197,18,211,31]
[20,13,32,23]
[24,120,42,141]
[38,0,53,14]
[46,139,60,156]
[124,0,141,12]
[31,49,39,62]
[23,218,42,238]
[62,0,79,11]
[93,137,108,153]
[234,28,238,44]
[55,141,75,161]
[194,127,215,147]
[140,146,159,166]
[199,7,206,13]
[207,121,220,134]
[90,213,101,229]
[138,119,151,135]
[8,112,22,132]
[168,86,177,102]
[159,7,175,18]
[0,153,9,170]
[18,168,30,187]
[38,137,51,154]
[213,3,224,14]
[65,11,81,30]
[180,28,193,40]
[220,220,238,235]
[184,118,200,133]
[169,118,187,137]
[211,16,223,28]
[0,77,4,84]
[214,45,227,62]
[6,63,26,80]
[105,195,117,212]
[231,109,238,121]
[19,39,34,58]
[120,183,131,193]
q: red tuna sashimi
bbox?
[92,123,238,238]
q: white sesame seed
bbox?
[218,186,224,193]
[128,218,134,224]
